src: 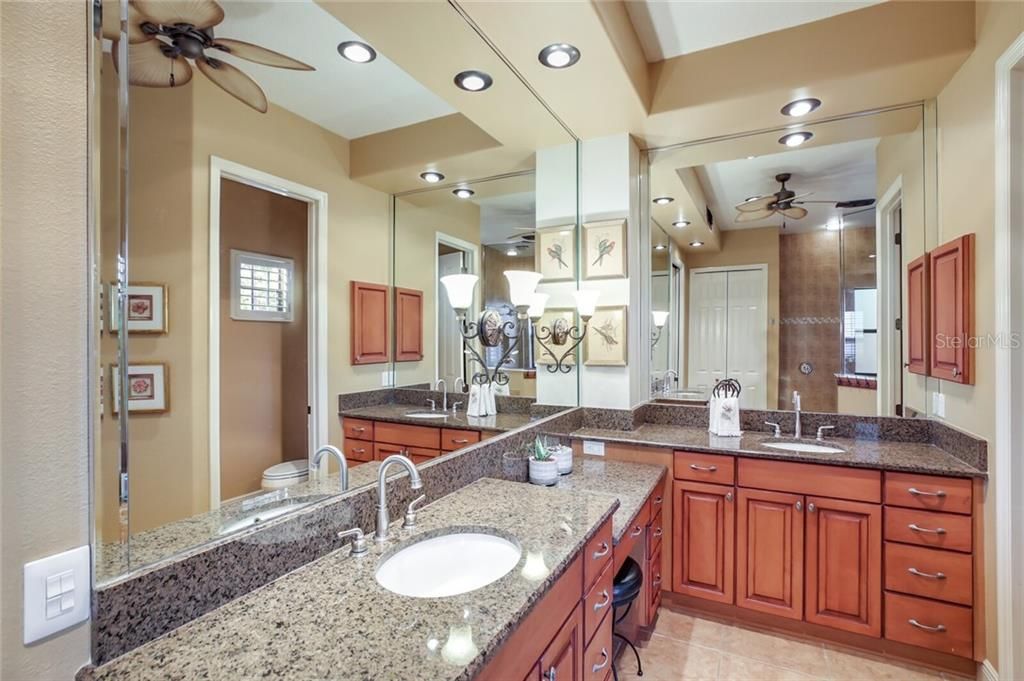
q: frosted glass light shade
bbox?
[652,310,670,328]
[573,289,600,319]
[504,271,543,308]
[527,293,549,320]
[440,274,478,312]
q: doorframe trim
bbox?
[433,231,480,385]
[876,177,903,417]
[208,156,329,509]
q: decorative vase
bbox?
[551,445,573,475]
[528,458,559,486]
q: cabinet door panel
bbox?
[671,481,735,604]
[736,488,804,619]
[540,603,584,681]
[805,497,882,637]
[394,287,424,362]
[928,234,974,383]
[350,281,389,365]
[906,255,929,375]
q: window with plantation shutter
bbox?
[230,249,294,322]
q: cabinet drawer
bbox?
[583,560,613,646]
[647,507,663,559]
[616,517,647,573]
[647,543,664,623]
[343,439,373,463]
[373,442,440,462]
[585,519,613,592]
[674,451,735,484]
[738,458,881,503]
[884,592,973,658]
[885,507,972,553]
[441,428,480,451]
[649,477,667,516]
[342,418,374,440]
[884,543,973,606]
[374,421,440,449]
[884,472,972,515]
[584,605,613,681]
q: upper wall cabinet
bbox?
[394,287,424,363]
[928,235,975,384]
[351,281,389,365]
[906,255,930,376]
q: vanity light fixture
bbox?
[538,43,580,69]
[689,240,704,247]
[779,131,813,147]
[337,41,377,64]
[533,289,599,374]
[653,196,674,205]
[672,219,690,228]
[781,98,821,117]
[452,187,475,199]
[651,310,669,354]
[420,171,445,183]
[454,70,493,92]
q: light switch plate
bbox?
[23,545,90,644]
[582,440,605,456]
[932,391,946,418]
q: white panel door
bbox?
[437,252,464,385]
[687,271,728,394]
[725,268,768,409]
[652,271,670,372]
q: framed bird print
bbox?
[584,306,628,366]
[583,219,627,280]
[536,225,576,282]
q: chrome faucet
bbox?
[454,376,467,395]
[313,445,349,493]
[435,378,448,412]
[792,390,802,439]
[663,370,679,394]
[375,454,423,543]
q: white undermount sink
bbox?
[761,441,845,454]
[404,411,448,419]
[375,532,521,598]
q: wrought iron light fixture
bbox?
[532,290,599,373]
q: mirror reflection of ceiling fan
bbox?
[734,173,875,228]
[102,0,315,113]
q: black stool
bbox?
[611,556,644,680]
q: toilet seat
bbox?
[261,459,309,489]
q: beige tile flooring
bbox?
[613,607,972,681]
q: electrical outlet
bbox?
[380,370,395,387]
[932,391,946,418]
[23,545,90,644]
[582,440,605,456]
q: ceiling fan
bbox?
[734,173,875,224]
[103,0,314,113]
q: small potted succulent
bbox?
[528,437,559,486]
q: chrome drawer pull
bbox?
[689,464,718,472]
[908,487,947,498]
[908,619,947,633]
[631,525,643,537]
[593,589,610,612]
[351,426,366,433]
[725,491,734,502]
[653,527,663,538]
[451,438,470,444]
[592,541,610,559]
[592,648,609,673]
[653,573,662,589]
[654,495,663,505]
[908,567,947,580]
[353,448,366,454]
[908,523,947,535]
[546,666,557,681]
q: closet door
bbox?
[725,269,768,409]
[687,271,728,394]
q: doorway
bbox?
[435,232,479,387]
[877,180,904,417]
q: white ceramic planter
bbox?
[551,446,573,475]
[528,458,559,486]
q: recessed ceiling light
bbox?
[779,131,813,147]
[538,43,581,69]
[746,155,757,160]
[868,253,877,259]
[825,218,842,231]
[337,41,376,64]
[781,98,822,117]
[454,70,493,92]
[653,196,674,205]
[452,187,474,199]
[654,243,666,251]
[689,240,704,247]
[420,171,445,183]
[506,248,518,257]
[672,220,690,228]
[744,196,760,202]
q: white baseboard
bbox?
[978,659,998,681]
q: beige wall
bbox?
[1,1,92,678]
[686,227,780,408]
[931,0,1024,668]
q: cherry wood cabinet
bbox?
[350,281,389,365]
[539,603,584,681]
[736,488,805,620]
[672,480,734,604]
[394,287,424,362]
[906,254,930,376]
[341,417,482,467]
[804,496,882,636]
[928,234,975,384]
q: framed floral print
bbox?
[535,225,576,282]
[109,283,168,334]
[112,363,169,414]
[534,308,576,366]
[584,306,628,366]
[583,219,627,280]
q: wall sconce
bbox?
[532,289,600,373]
[651,310,669,354]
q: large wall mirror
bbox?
[646,104,939,417]
[91,0,578,582]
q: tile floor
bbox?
[614,607,971,681]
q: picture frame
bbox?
[535,225,576,282]
[534,308,577,366]
[109,283,168,334]
[583,219,628,280]
[584,305,628,366]
[112,363,169,415]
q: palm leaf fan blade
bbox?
[735,208,775,222]
[132,0,224,28]
[209,39,314,71]
[197,57,268,113]
[114,39,193,87]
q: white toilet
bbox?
[260,459,309,490]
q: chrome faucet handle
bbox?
[403,494,427,529]
[451,401,462,414]
[765,421,781,437]
[816,425,836,441]
[337,527,368,556]
[426,399,436,411]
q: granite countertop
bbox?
[553,457,666,542]
[341,403,538,432]
[570,424,985,478]
[84,478,620,681]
